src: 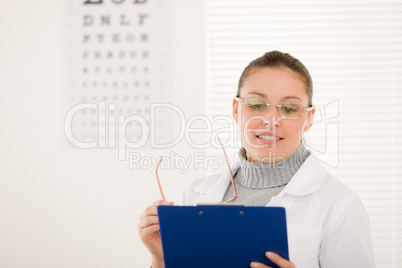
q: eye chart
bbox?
[64,0,170,149]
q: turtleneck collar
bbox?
[236,143,310,189]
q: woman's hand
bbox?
[137,200,174,267]
[250,252,296,268]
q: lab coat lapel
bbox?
[194,162,241,204]
[282,155,327,196]
[268,155,327,206]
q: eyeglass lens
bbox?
[243,98,303,118]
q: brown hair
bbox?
[237,51,313,106]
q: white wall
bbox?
[0,0,206,267]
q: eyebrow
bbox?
[245,91,266,97]
[281,96,302,101]
[245,92,303,102]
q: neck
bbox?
[237,143,310,189]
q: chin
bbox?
[246,148,283,163]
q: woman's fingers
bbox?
[250,252,295,268]
[137,200,174,262]
[140,200,172,220]
[139,223,160,238]
[250,262,270,268]
[138,215,159,228]
[138,200,175,229]
[265,252,296,268]
[152,200,169,206]
[140,206,158,219]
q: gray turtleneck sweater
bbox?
[222,144,310,206]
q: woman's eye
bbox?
[281,106,297,113]
[248,104,265,110]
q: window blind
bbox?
[205,1,402,266]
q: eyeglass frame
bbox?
[234,96,314,119]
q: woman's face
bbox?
[233,67,314,162]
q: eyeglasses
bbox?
[234,96,314,119]
[155,137,238,204]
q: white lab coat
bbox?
[178,155,376,268]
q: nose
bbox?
[264,105,282,126]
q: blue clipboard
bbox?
[158,205,289,268]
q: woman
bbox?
[138,51,375,267]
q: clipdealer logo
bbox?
[64,100,340,169]
[64,101,239,160]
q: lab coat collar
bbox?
[280,155,328,197]
[193,154,327,203]
[193,160,241,204]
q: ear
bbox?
[303,106,315,132]
[232,98,239,124]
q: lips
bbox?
[257,135,279,140]
[256,132,283,144]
